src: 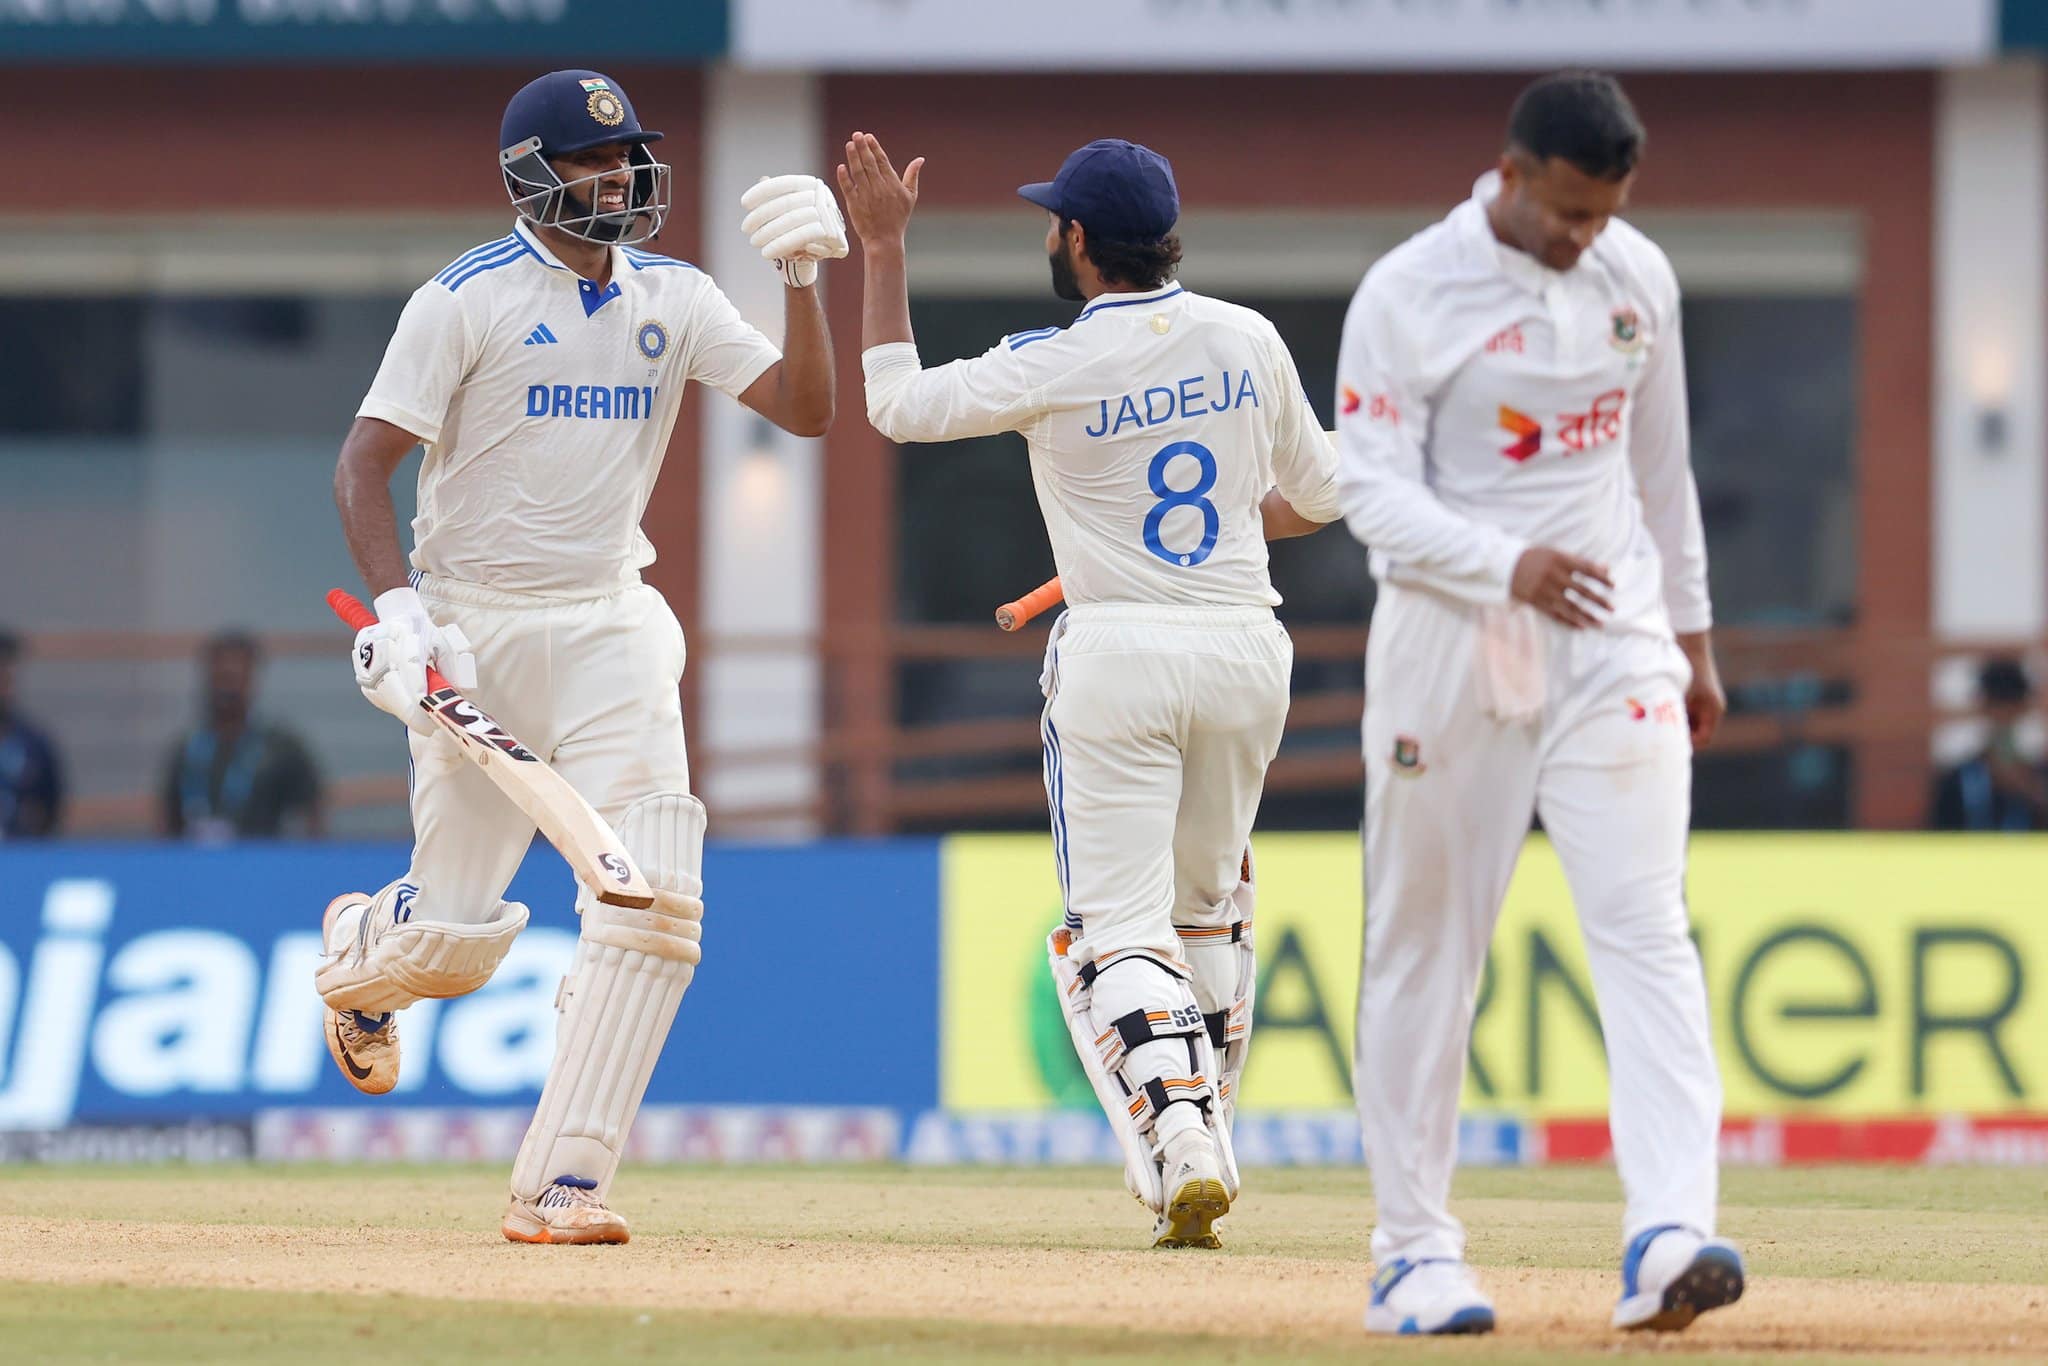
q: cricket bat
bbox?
[327,588,654,910]
[995,576,1063,632]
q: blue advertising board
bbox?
[0,1,725,64]
[0,840,938,1128]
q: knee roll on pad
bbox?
[1048,942,1238,1212]
[512,791,706,1203]
[316,881,530,1013]
[617,791,707,897]
[580,890,704,964]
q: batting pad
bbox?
[1048,943,1240,1213]
[1177,843,1256,1163]
[511,792,706,1202]
[316,886,530,1013]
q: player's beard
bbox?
[1048,239,1085,302]
[562,180,640,243]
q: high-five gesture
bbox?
[838,132,923,350]
[837,132,924,249]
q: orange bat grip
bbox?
[995,577,1064,632]
[328,588,450,693]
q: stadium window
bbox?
[0,298,146,436]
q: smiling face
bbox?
[548,141,635,225]
[1491,151,1634,272]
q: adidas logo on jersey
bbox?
[523,323,559,346]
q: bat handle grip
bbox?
[327,588,450,694]
[995,577,1064,632]
[326,588,376,632]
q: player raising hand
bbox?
[319,68,843,1245]
[842,131,1338,1248]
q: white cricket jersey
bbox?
[1334,172,1711,636]
[862,282,1340,609]
[358,218,780,596]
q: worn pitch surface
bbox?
[2,1164,2041,1363]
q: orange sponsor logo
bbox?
[1499,405,1541,462]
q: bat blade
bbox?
[327,589,655,909]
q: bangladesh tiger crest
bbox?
[1610,305,1645,355]
[1391,735,1426,775]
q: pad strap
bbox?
[1097,1002,1206,1075]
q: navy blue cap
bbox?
[1018,139,1179,243]
[500,69,663,159]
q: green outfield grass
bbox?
[2,1164,2041,1364]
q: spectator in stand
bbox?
[160,630,325,841]
[0,628,64,838]
[1931,656,2048,831]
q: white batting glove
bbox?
[368,585,479,696]
[740,173,848,288]
[352,621,439,742]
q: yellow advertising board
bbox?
[940,833,2048,1118]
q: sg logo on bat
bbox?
[429,690,539,763]
[598,853,633,885]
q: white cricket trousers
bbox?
[1357,583,1720,1263]
[403,573,691,921]
[1042,604,1291,963]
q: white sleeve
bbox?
[1263,328,1342,523]
[684,276,783,399]
[861,338,1045,443]
[1334,275,1526,603]
[357,283,474,445]
[1628,269,1712,633]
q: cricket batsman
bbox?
[1338,72,1744,1334]
[840,132,1338,1248]
[315,69,843,1243]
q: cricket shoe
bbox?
[320,893,399,1094]
[1612,1224,1745,1331]
[1152,1127,1230,1249]
[1365,1258,1496,1335]
[502,1177,631,1245]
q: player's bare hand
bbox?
[1510,547,1613,630]
[1677,630,1726,749]
[836,132,924,250]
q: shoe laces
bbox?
[337,1011,390,1046]
[538,1181,605,1212]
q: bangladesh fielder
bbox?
[317,69,844,1243]
[840,132,1339,1248]
[1338,72,1743,1334]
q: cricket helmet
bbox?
[499,69,670,245]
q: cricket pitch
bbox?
[2,1163,2041,1363]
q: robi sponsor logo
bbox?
[1498,405,1540,462]
[1497,389,1628,462]
[1343,386,1400,424]
[525,383,659,421]
[1626,697,1683,726]
[0,877,575,1127]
